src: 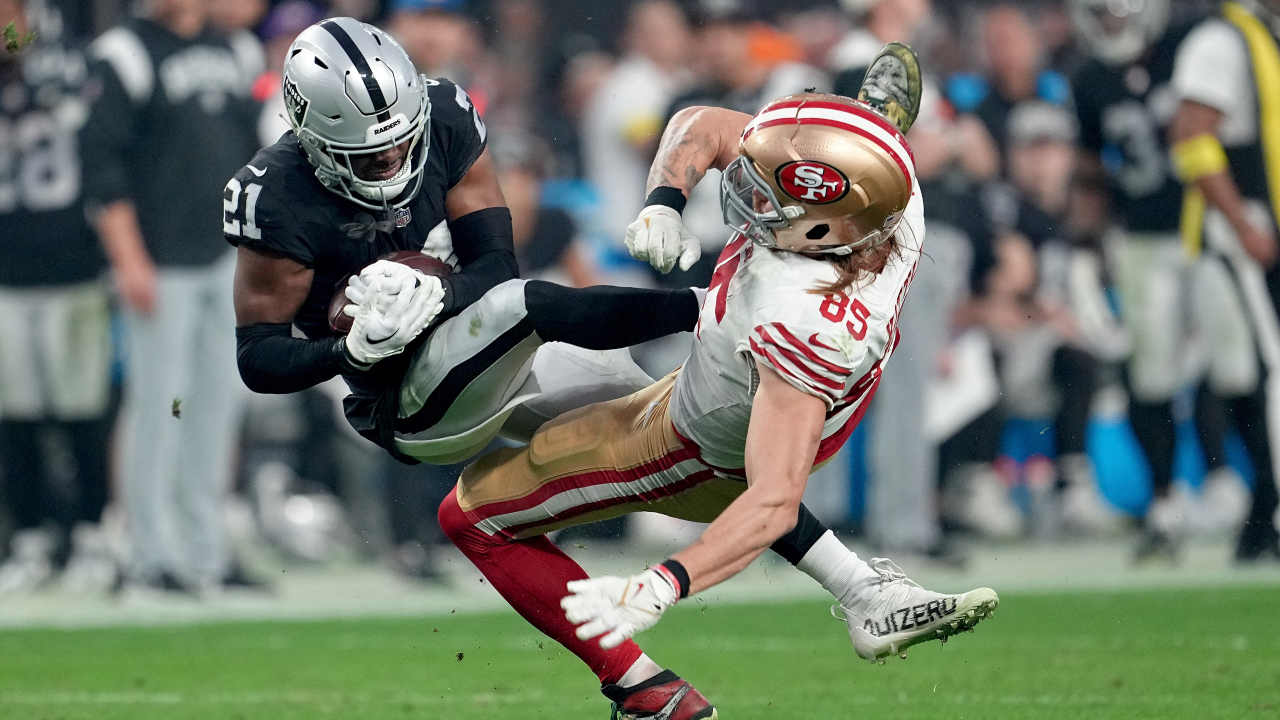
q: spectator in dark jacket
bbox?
[81,0,261,595]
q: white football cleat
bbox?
[60,523,121,594]
[0,528,55,596]
[1194,468,1250,537]
[1057,454,1126,536]
[836,558,999,664]
[942,463,1024,539]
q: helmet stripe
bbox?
[750,113,915,187]
[797,107,915,176]
[320,20,390,118]
[744,101,914,185]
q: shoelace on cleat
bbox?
[831,558,955,628]
[867,557,920,588]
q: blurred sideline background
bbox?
[1,0,1279,628]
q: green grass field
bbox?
[0,586,1277,720]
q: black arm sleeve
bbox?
[439,207,520,316]
[236,323,364,394]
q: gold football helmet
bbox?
[721,92,916,255]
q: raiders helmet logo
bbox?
[283,77,309,128]
[776,161,850,205]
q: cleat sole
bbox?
[850,588,999,664]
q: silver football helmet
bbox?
[283,17,430,210]
[1069,0,1170,67]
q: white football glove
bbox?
[561,567,680,649]
[343,259,428,316]
[344,272,445,365]
[624,205,701,274]
[342,274,394,316]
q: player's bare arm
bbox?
[626,106,752,273]
[645,106,751,197]
[1171,99,1278,267]
[444,147,507,219]
[233,248,312,326]
[671,365,826,595]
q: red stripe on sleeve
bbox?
[755,331,845,390]
[766,323,852,375]
[749,338,841,400]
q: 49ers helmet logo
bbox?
[776,161,850,204]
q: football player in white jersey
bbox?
[436,44,999,719]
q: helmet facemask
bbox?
[284,18,434,213]
[293,91,431,212]
[721,156,899,256]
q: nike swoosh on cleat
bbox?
[247,165,267,177]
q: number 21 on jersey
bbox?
[819,292,870,340]
[223,179,263,239]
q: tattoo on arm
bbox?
[646,114,717,195]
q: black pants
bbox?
[0,418,110,531]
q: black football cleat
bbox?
[1235,520,1280,562]
[602,670,717,720]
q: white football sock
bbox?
[796,530,880,609]
[618,653,663,688]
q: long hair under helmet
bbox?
[282,17,430,211]
[721,93,915,255]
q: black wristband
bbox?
[660,559,691,599]
[335,336,373,373]
[645,186,688,215]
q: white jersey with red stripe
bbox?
[670,188,923,474]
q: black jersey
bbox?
[1073,24,1194,233]
[224,78,487,341]
[81,19,261,267]
[0,41,104,286]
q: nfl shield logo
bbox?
[395,207,412,228]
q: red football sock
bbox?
[439,491,644,684]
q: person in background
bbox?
[1068,0,1243,560]
[662,0,828,289]
[495,136,602,287]
[829,0,931,97]
[1167,0,1280,562]
[989,101,1125,537]
[210,0,266,69]
[830,0,997,555]
[253,1,326,147]
[486,0,549,131]
[0,0,117,596]
[553,48,615,179]
[81,0,262,595]
[583,0,692,248]
[778,3,851,74]
[974,4,1071,149]
[388,0,490,107]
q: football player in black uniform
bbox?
[228,18,708,463]
[0,0,115,595]
[1071,0,1209,561]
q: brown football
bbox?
[328,251,454,334]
